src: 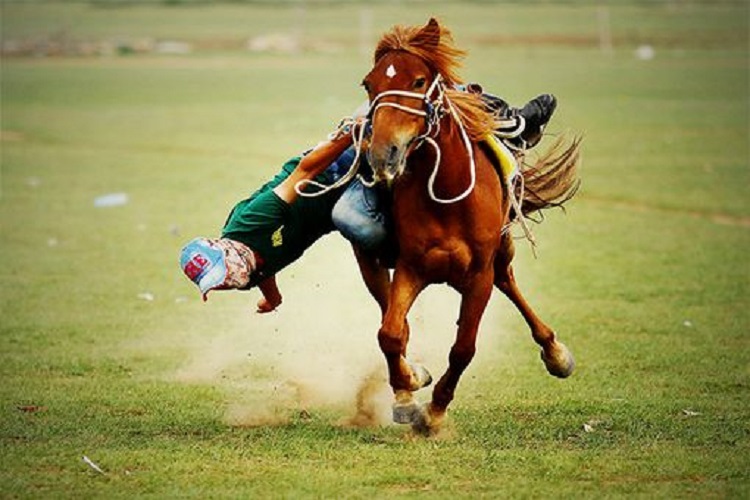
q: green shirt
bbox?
[221,157,344,288]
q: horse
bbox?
[354,18,582,435]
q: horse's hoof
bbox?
[392,399,421,424]
[411,403,445,437]
[541,341,575,378]
[407,360,433,391]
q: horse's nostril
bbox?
[388,145,399,165]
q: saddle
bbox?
[482,134,520,189]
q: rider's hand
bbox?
[256,295,281,314]
[329,116,369,142]
[256,275,282,314]
[351,116,368,138]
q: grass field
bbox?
[1,1,748,498]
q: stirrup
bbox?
[494,115,525,142]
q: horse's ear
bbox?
[414,17,441,49]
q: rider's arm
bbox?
[273,120,362,204]
[256,275,282,313]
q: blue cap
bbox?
[180,238,227,300]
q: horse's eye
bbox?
[413,77,427,90]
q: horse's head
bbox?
[362,19,446,183]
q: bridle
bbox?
[367,73,446,145]
[296,72,480,205]
[366,73,479,204]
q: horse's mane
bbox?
[374,22,465,87]
[374,21,495,141]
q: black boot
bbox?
[479,92,511,116]
[518,94,557,148]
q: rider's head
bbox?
[180,237,256,300]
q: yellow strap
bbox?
[483,135,519,184]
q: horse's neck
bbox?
[410,116,472,183]
[389,119,470,213]
[436,115,466,153]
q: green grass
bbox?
[1,2,749,498]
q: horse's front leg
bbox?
[494,236,575,378]
[378,264,432,423]
[353,244,414,348]
[352,244,391,316]
[414,270,495,435]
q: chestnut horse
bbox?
[356,18,581,435]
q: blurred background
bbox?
[0,1,748,496]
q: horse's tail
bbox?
[519,133,582,218]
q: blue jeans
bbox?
[332,178,388,252]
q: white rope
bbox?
[294,120,369,198]
[508,173,537,255]
[494,115,526,140]
[367,76,443,118]
[425,97,477,204]
[294,74,479,205]
[294,77,444,197]
[373,101,427,117]
[495,138,538,255]
[368,75,477,204]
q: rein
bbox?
[294,120,369,198]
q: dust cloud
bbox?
[166,238,512,428]
[171,292,395,428]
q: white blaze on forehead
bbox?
[385,64,397,78]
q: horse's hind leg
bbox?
[494,236,575,378]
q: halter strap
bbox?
[367,75,444,121]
